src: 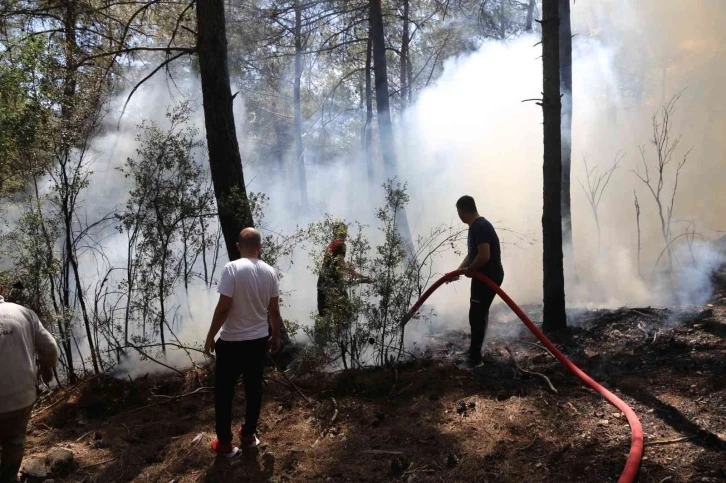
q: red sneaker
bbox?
[211,439,240,457]
[238,428,261,448]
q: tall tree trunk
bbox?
[400,0,410,112]
[369,0,395,177]
[499,0,506,39]
[67,235,100,374]
[294,0,309,212]
[541,0,567,332]
[369,0,413,250]
[363,30,374,183]
[60,0,87,379]
[196,0,253,261]
[526,0,536,32]
[124,233,134,346]
[559,0,576,281]
[159,253,167,352]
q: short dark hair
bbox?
[456,195,477,213]
[238,228,262,250]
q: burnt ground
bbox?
[22,276,726,482]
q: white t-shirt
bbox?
[217,258,279,341]
[0,296,59,413]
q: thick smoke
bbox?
[8,0,725,375]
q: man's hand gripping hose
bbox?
[401,270,644,483]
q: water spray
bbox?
[401,270,644,483]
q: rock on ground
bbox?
[45,448,76,477]
[20,457,48,479]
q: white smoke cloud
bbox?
[6,1,726,376]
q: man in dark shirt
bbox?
[454,195,505,368]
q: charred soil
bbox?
[24,279,726,482]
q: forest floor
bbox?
[22,273,726,483]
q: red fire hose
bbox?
[401,270,644,483]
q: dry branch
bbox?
[118,50,192,123]
[78,457,118,470]
[578,151,623,251]
[644,435,696,446]
[31,373,105,419]
[330,397,339,424]
[505,347,558,394]
[113,386,212,419]
[267,354,311,402]
[634,191,642,277]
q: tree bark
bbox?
[541,0,567,332]
[369,0,413,250]
[363,29,374,183]
[294,0,309,212]
[559,0,576,281]
[499,0,506,39]
[196,0,254,261]
[61,0,101,376]
[370,0,395,178]
[526,0,536,32]
[68,243,100,373]
[400,0,410,112]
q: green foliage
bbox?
[118,103,214,343]
[304,215,371,367]
[0,37,54,195]
[304,180,464,368]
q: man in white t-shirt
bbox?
[0,283,59,482]
[204,228,282,456]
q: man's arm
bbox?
[457,255,470,270]
[464,243,491,276]
[33,313,59,384]
[267,296,282,354]
[343,262,369,280]
[204,295,233,355]
[334,245,370,281]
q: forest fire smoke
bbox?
[4,0,725,376]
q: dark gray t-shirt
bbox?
[467,216,504,283]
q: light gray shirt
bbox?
[0,296,59,413]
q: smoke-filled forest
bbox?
[1,0,725,482]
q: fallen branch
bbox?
[126,343,184,376]
[31,373,105,419]
[505,347,558,394]
[404,466,435,475]
[519,341,556,359]
[389,383,413,399]
[518,436,537,451]
[330,398,339,424]
[75,431,94,443]
[265,375,295,391]
[632,309,657,320]
[78,456,117,470]
[31,395,68,419]
[362,450,403,455]
[267,354,310,402]
[113,387,212,418]
[644,435,695,446]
